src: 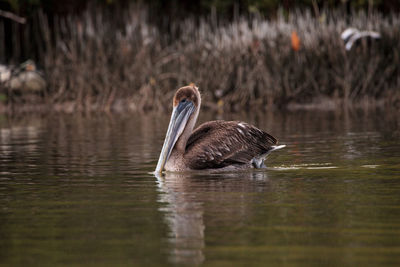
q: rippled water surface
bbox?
[1,110,400,266]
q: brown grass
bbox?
[1,5,400,113]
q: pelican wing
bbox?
[185,120,277,169]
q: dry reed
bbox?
[1,5,399,112]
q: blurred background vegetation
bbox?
[0,1,399,112]
[1,0,398,65]
[1,0,400,17]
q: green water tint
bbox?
[0,110,399,266]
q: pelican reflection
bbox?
[155,170,271,265]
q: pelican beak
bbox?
[155,100,195,173]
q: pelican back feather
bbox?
[184,120,277,169]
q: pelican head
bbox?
[156,84,201,173]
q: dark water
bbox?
[0,110,400,266]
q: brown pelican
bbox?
[156,84,285,173]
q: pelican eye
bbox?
[180,99,187,103]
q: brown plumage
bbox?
[185,121,277,169]
[155,84,285,173]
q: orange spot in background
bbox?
[26,64,35,71]
[291,31,300,51]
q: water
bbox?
[0,110,400,266]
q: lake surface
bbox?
[0,109,400,266]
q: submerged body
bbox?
[156,85,285,173]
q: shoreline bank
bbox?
[0,95,397,115]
